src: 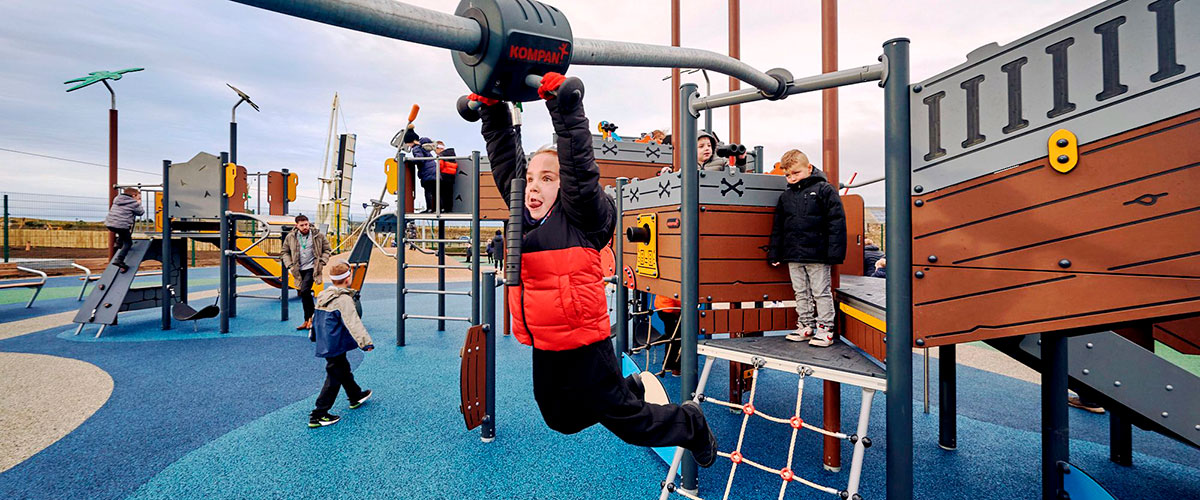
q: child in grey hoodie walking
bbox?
[308,260,374,428]
[104,188,144,272]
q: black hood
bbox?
[788,167,829,189]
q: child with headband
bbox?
[307,260,374,428]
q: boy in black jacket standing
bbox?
[768,150,847,347]
[466,72,718,468]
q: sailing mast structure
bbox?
[316,93,356,246]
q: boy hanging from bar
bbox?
[466,72,718,467]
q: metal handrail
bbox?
[72,263,92,301]
[224,211,274,256]
[841,175,886,190]
[14,266,47,285]
[361,211,398,258]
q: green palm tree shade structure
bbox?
[63,68,144,92]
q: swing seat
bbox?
[172,303,220,332]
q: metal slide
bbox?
[72,240,156,331]
[986,332,1199,449]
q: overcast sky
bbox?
[0,0,1100,219]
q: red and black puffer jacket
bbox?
[479,90,616,351]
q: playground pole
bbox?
[3,194,8,263]
[882,38,913,500]
[821,0,842,472]
[678,82,700,493]
[219,152,230,334]
[1042,333,1069,499]
[939,345,957,449]
[396,151,407,346]
[438,219,446,332]
[470,150,481,325]
[230,121,237,165]
[727,0,740,144]
[614,177,628,357]
[281,168,290,215]
[109,107,118,259]
[162,160,172,331]
[481,269,497,442]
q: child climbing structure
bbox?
[72,150,310,336]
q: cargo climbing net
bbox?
[659,358,875,500]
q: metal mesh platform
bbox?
[700,335,886,391]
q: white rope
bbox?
[663,366,870,500]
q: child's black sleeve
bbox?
[767,195,786,263]
[479,103,526,206]
[545,84,615,239]
[823,184,848,264]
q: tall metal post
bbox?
[670,0,681,173]
[1042,333,1069,500]
[230,121,238,165]
[821,0,843,471]
[219,152,231,334]
[397,152,407,346]
[882,38,913,500]
[438,219,446,331]
[939,344,957,449]
[481,270,497,442]
[109,108,118,259]
[614,177,629,356]
[471,150,482,325]
[161,160,172,331]
[753,145,764,173]
[281,168,290,215]
[3,194,8,263]
[728,0,741,143]
[678,82,701,493]
[280,250,289,321]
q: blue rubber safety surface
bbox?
[0,280,1197,499]
[0,267,223,325]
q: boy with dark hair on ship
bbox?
[308,260,373,428]
[769,149,847,347]
[104,187,144,272]
[466,72,718,467]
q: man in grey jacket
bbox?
[281,214,331,330]
[104,188,144,272]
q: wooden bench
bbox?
[0,266,48,308]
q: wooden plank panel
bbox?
[916,267,1200,346]
[914,110,1200,235]
[915,169,1200,273]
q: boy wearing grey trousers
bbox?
[768,150,847,347]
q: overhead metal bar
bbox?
[691,63,886,112]
[227,0,787,96]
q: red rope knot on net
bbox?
[779,467,795,482]
[728,451,743,464]
[789,416,804,429]
[741,403,755,416]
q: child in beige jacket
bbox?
[308,261,374,428]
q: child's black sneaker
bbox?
[349,390,372,409]
[682,400,719,468]
[308,413,340,428]
[114,261,129,273]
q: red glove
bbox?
[538,72,567,100]
[468,93,499,107]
